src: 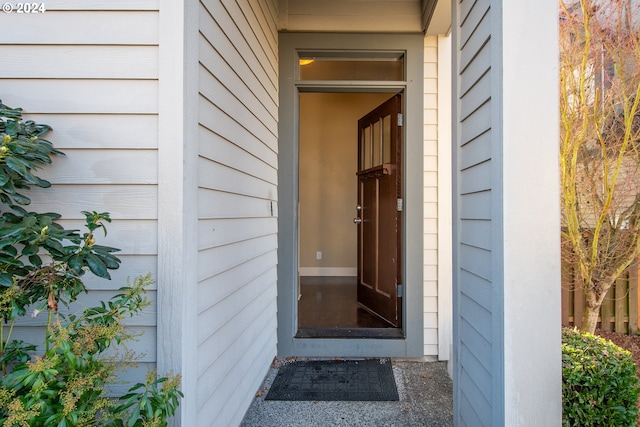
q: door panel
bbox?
[355,94,402,327]
[360,177,378,289]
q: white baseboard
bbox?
[298,267,357,276]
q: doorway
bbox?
[277,32,424,357]
[297,92,401,335]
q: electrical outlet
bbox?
[316,251,322,260]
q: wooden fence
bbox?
[562,259,640,334]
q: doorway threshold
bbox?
[296,328,405,339]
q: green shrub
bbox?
[562,327,639,427]
[0,100,182,425]
[0,274,183,427]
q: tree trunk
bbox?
[581,280,616,334]
[581,304,600,334]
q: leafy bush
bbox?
[0,100,182,426]
[0,275,183,427]
[0,102,61,206]
[562,327,639,427]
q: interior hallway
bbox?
[297,276,399,335]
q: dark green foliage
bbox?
[0,209,121,318]
[112,369,183,427]
[562,328,639,426]
[0,101,62,206]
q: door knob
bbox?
[353,218,362,224]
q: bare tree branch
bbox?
[560,0,640,333]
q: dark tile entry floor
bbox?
[297,276,403,338]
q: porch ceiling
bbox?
[277,0,451,35]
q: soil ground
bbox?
[595,329,640,370]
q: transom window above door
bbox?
[297,50,405,81]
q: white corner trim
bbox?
[157,0,199,425]
[437,33,453,362]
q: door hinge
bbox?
[397,284,404,297]
[397,113,404,127]
[397,198,403,212]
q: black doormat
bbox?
[265,359,399,401]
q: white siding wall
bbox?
[424,32,453,361]
[423,36,439,357]
[0,2,160,392]
[197,1,279,425]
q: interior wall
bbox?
[299,92,392,275]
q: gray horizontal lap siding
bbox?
[454,0,502,426]
[196,0,279,425]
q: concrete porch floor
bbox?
[240,359,453,427]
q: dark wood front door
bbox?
[355,94,402,327]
